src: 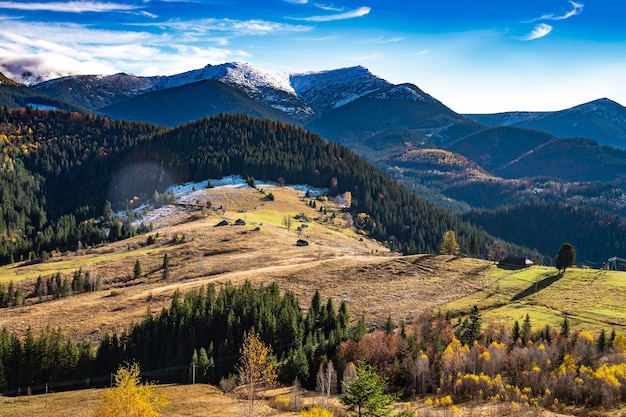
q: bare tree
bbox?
[488,240,505,264]
[316,360,337,407]
[282,215,292,231]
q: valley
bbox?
[2,180,626,417]
[4,62,626,265]
[2,63,626,416]
[2,180,626,343]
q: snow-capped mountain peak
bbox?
[157,62,295,96]
[290,66,392,115]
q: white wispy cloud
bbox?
[0,15,272,82]
[0,1,139,13]
[313,3,343,12]
[288,6,370,22]
[410,49,429,57]
[531,1,584,22]
[522,23,553,41]
[0,54,117,82]
[284,0,307,4]
[361,36,404,44]
[138,18,311,37]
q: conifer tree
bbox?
[134,259,142,280]
[560,317,570,339]
[385,315,395,335]
[340,362,397,417]
[162,254,170,280]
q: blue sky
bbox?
[0,0,624,113]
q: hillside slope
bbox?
[101,79,300,127]
[0,181,488,341]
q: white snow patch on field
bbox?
[124,175,328,226]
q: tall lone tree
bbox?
[237,330,277,417]
[440,230,460,255]
[555,243,576,273]
[133,259,142,279]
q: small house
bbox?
[499,256,533,268]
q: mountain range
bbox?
[465,98,626,150]
[3,61,626,223]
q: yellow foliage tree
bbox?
[90,363,168,417]
[238,330,278,417]
[440,230,460,255]
[612,333,626,354]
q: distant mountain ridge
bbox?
[31,62,396,123]
[465,98,626,148]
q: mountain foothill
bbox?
[2,61,626,267]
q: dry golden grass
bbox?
[2,383,585,417]
[0,184,396,341]
[2,183,626,344]
[0,184,501,342]
[0,384,305,417]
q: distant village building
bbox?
[499,256,533,268]
[214,220,229,227]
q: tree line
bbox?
[5,281,626,412]
[0,281,350,393]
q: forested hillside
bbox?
[0,107,165,264]
[463,201,626,265]
[0,281,348,393]
[0,107,532,264]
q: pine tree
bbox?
[385,315,395,335]
[560,317,570,339]
[162,254,170,280]
[353,315,368,342]
[340,362,397,417]
[521,314,532,344]
[597,329,607,351]
[461,305,482,345]
[469,237,478,257]
[511,320,521,344]
[133,259,142,280]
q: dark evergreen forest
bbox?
[463,201,626,266]
[0,281,349,394]
[0,107,531,264]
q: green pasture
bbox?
[445,265,626,335]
